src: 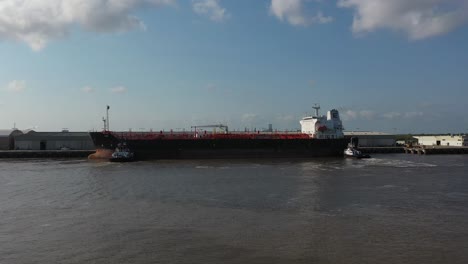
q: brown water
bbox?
[1,155,467,264]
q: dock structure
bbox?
[0,150,94,159]
[357,147,404,154]
[340,146,468,155]
[403,146,468,155]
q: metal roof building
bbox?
[344,131,396,147]
[414,135,468,147]
[14,131,95,150]
[0,129,24,150]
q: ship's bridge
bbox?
[300,109,344,139]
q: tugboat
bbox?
[110,143,135,162]
[344,137,371,159]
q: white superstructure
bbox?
[300,106,344,139]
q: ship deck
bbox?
[108,131,313,140]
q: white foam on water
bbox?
[195,165,231,170]
[195,166,211,169]
[361,158,437,168]
[446,192,468,199]
[300,162,345,172]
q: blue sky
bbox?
[0,0,467,133]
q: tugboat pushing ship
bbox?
[88,105,350,160]
[109,143,135,162]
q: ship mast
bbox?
[312,104,320,117]
[102,105,110,131]
[106,105,110,131]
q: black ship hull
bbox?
[89,132,349,160]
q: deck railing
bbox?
[109,131,311,140]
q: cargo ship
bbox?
[88,106,349,160]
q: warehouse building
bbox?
[414,135,468,147]
[344,132,396,147]
[14,131,95,150]
[0,129,24,150]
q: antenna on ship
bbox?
[102,105,110,131]
[106,105,110,131]
[312,104,321,117]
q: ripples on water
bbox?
[1,155,467,264]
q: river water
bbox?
[1,154,467,264]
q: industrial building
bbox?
[344,132,396,147]
[0,129,24,150]
[414,135,468,147]
[14,131,95,150]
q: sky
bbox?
[0,0,467,134]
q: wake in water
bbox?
[347,157,437,168]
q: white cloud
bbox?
[404,111,424,119]
[270,0,333,26]
[383,111,425,119]
[276,114,296,122]
[81,86,94,93]
[0,0,176,51]
[338,0,468,40]
[110,86,128,93]
[342,109,376,120]
[359,110,376,120]
[241,113,259,123]
[383,112,402,120]
[342,110,358,121]
[205,83,217,91]
[192,0,229,22]
[5,80,26,92]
